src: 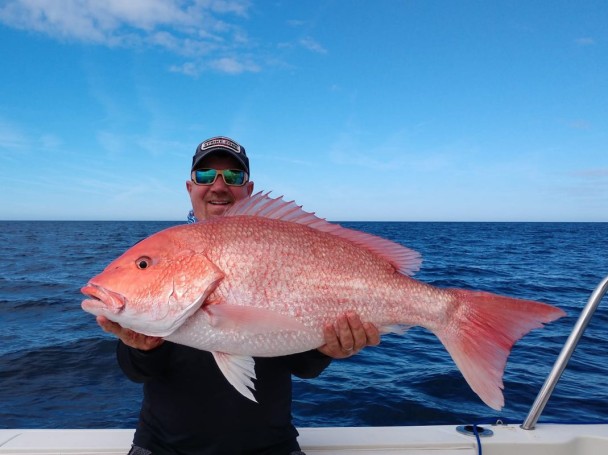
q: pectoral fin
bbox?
[204,304,313,335]
[212,351,257,402]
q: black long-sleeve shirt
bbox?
[117,341,331,454]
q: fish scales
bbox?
[202,216,412,324]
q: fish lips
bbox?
[81,283,126,316]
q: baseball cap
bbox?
[191,136,250,174]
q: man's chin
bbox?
[206,202,232,218]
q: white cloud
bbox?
[286,19,306,27]
[575,37,595,46]
[169,61,200,77]
[299,36,327,54]
[170,56,260,75]
[208,56,261,74]
[0,0,255,73]
[0,117,62,157]
[0,0,189,43]
[0,118,29,151]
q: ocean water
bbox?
[0,221,607,429]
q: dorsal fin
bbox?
[225,191,422,276]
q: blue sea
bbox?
[1,221,607,429]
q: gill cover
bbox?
[82,244,225,337]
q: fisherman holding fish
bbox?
[94,136,381,455]
[84,137,563,453]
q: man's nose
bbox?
[210,171,229,189]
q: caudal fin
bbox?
[435,290,565,410]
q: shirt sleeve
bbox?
[116,340,174,382]
[285,349,332,379]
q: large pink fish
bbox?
[81,192,565,409]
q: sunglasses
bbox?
[191,168,249,186]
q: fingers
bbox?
[362,321,381,346]
[335,313,356,352]
[96,315,121,335]
[318,323,342,358]
[129,333,164,351]
[346,312,368,352]
[317,312,381,359]
[96,315,164,351]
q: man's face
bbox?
[186,154,254,221]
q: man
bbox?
[97,136,380,454]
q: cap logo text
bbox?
[202,138,242,154]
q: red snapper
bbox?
[81,192,565,409]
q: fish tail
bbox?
[435,289,565,410]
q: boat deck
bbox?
[1,423,607,455]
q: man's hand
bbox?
[318,312,380,359]
[96,316,164,351]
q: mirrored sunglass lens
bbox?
[223,169,245,185]
[194,169,217,184]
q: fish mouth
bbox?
[81,283,126,315]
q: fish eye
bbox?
[136,256,152,270]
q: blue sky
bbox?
[0,0,606,221]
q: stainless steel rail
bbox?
[522,274,608,430]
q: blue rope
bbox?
[472,424,482,455]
